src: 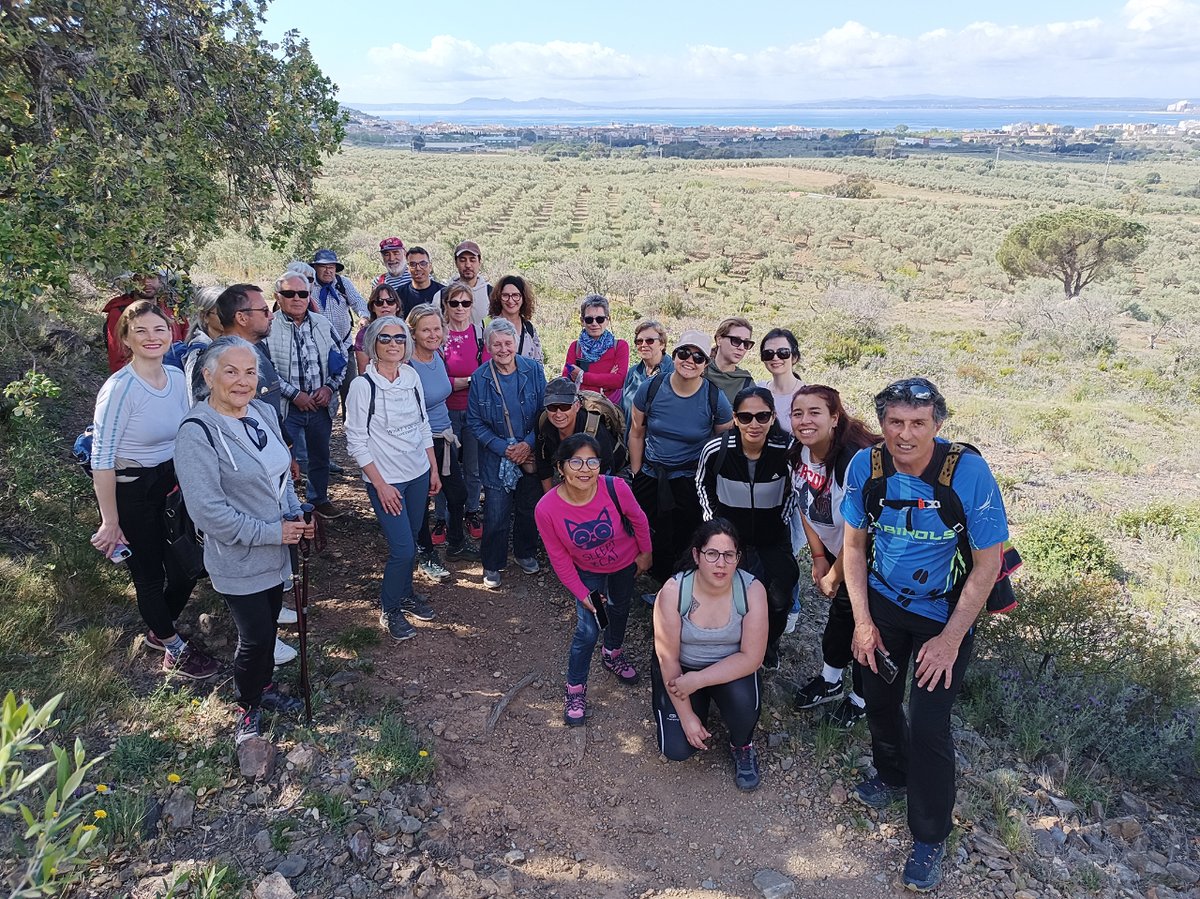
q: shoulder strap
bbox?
[677,571,694,616]
[603,475,634,536]
[181,417,217,452]
[474,324,484,365]
[335,274,349,299]
[362,373,377,432]
[643,372,664,417]
[832,442,859,489]
[707,380,719,425]
[583,408,600,438]
[732,569,748,616]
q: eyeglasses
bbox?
[445,299,471,308]
[278,290,310,299]
[376,333,406,344]
[500,291,523,300]
[723,335,755,350]
[239,306,271,316]
[699,548,740,565]
[673,348,707,364]
[877,378,938,403]
[407,260,430,269]
[565,457,601,471]
[734,410,774,425]
[583,315,607,325]
[635,337,660,346]
[241,416,268,451]
[761,348,794,361]
[371,297,397,307]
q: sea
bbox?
[374,106,1188,131]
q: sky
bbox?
[261,0,1200,106]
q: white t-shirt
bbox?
[792,445,848,556]
[91,365,190,470]
[756,378,805,426]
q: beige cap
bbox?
[672,329,712,361]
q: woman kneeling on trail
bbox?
[535,434,653,726]
[652,519,768,791]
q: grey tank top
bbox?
[677,571,748,668]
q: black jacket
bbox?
[695,429,792,547]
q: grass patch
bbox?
[109,733,174,782]
[302,791,353,834]
[355,708,434,788]
[97,786,149,847]
[269,817,300,853]
[329,626,380,655]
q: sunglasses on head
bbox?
[673,348,707,364]
[545,403,574,414]
[564,457,601,471]
[241,416,268,451]
[761,347,793,361]
[376,333,406,344]
[878,378,938,403]
[278,289,309,299]
[635,336,659,346]
[445,299,471,308]
[724,335,755,350]
[583,315,607,325]
[734,410,774,425]
[371,297,397,307]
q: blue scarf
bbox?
[576,329,615,364]
[318,280,340,312]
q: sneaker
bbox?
[563,683,587,727]
[515,556,540,575]
[260,683,304,716]
[824,696,867,729]
[795,674,844,710]
[235,707,263,745]
[445,539,480,561]
[601,648,639,684]
[273,636,298,666]
[466,510,483,540]
[380,610,416,642]
[854,775,906,810]
[762,648,780,671]
[482,570,502,590]
[400,593,436,621]
[431,519,448,546]
[143,628,190,653]
[902,841,946,892]
[163,646,219,680]
[328,460,344,475]
[783,610,800,634]
[314,501,343,519]
[417,553,451,582]
[731,743,761,791]
[277,605,298,625]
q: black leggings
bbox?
[633,471,702,583]
[652,656,761,760]
[821,551,864,697]
[417,435,468,551]
[741,542,799,660]
[115,464,197,640]
[223,584,284,709]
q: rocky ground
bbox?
[76,439,1200,899]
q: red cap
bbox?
[379,237,405,252]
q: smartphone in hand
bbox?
[874,647,899,684]
[589,590,609,630]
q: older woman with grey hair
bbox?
[563,293,628,403]
[184,286,225,403]
[344,315,440,642]
[466,318,548,589]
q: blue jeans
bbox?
[567,563,636,685]
[284,407,333,506]
[480,473,540,573]
[438,407,480,519]
[366,472,430,613]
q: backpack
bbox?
[861,441,1021,615]
[360,373,425,433]
[540,390,629,473]
[603,475,634,537]
[677,568,751,616]
[643,372,719,425]
[162,340,197,371]
[72,425,96,477]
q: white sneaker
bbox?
[783,610,800,635]
[277,606,298,625]
[274,636,298,666]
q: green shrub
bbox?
[822,334,887,368]
[1019,511,1117,580]
[1115,502,1200,539]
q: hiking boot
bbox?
[273,636,298,666]
[482,570,502,590]
[380,610,416,642]
[277,605,298,625]
[902,840,946,892]
[795,674,843,710]
[824,696,867,729]
[417,552,450,582]
[445,539,480,561]
[163,646,219,680]
[563,683,587,727]
[731,743,761,791]
[515,556,540,575]
[466,510,483,540]
[431,519,448,546]
[602,647,639,684]
[783,609,800,634]
[400,593,436,621]
[235,707,263,745]
[854,775,906,810]
[314,501,344,519]
[260,683,304,716]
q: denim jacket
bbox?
[466,357,547,489]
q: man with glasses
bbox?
[396,245,444,315]
[267,273,348,519]
[434,240,490,327]
[704,317,756,405]
[215,284,283,415]
[535,378,623,492]
[841,377,1009,892]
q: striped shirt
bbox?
[90,365,190,470]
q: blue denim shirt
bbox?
[466,357,548,489]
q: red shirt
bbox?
[563,339,629,403]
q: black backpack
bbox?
[360,372,425,433]
[643,372,720,425]
[861,441,1020,614]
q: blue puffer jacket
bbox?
[466,357,547,489]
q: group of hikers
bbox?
[90,237,1010,893]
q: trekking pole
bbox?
[292,503,315,725]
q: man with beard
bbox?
[103,271,188,372]
[376,236,413,297]
[396,246,444,315]
[434,240,490,327]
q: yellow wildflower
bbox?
[93,809,107,820]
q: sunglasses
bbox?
[565,457,601,471]
[583,315,607,325]
[673,348,707,364]
[241,416,268,451]
[634,337,659,346]
[761,347,794,361]
[734,410,774,425]
[278,289,310,299]
[240,305,270,316]
[371,297,398,307]
[699,548,740,565]
[445,299,471,308]
[376,333,407,344]
[724,335,755,350]
[877,378,937,403]
[545,403,575,414]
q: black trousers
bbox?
[860,588,973,844]
[417,435,468,551]
[741,542,799,662]
[821,551,864,697]
[115,464,197,640]
[223,584,284,709]
[652,656,761,760]
[632,471,702,583]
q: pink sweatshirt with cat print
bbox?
[534,476,652,602]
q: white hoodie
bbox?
[344,363,434,485]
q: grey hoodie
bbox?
[174,399,301,596]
